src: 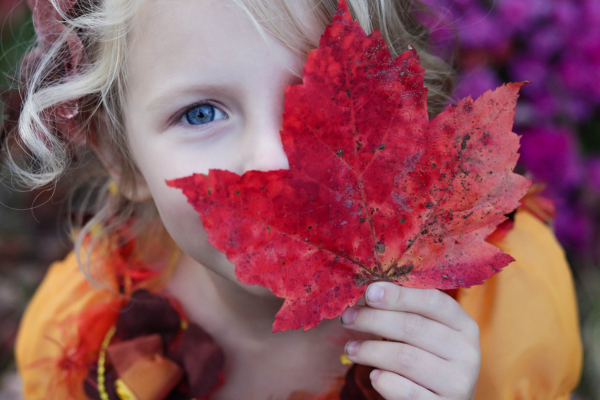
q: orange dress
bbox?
[15,210,583,399]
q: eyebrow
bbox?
[145,83,237,112]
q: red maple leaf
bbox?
[167,0,531,332]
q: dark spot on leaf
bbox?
[236,190,241,195]
[460,135,471,150]
[356,141,362,151]
[267,226,271,231]
[359,217,365,223]
[346,90,351,97]
[308,226,312,230]
[426,202,434,208]
[376,243,386,253]
[390,264,413,277]
[261,186,265,190]
[421,229,428,235]
[400,218,406,224]
[207,189,212,195]
[336,149,343,156]
[379,143,385,150]
[442,274,448,279]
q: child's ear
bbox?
[87,111,153,203]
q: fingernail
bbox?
[345,340,360,357]
[340,307,357,325]
[367,284,384,303]
[370,369,381,381]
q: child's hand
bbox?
[341,282,481,400]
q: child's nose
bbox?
[240,117,290,173]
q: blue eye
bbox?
[183,103,226,125]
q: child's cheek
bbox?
[155,187,231,272]
[153,184,277,298]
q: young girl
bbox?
[4,0,583,399]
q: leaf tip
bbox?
[513,81,530,87]
[165,176,187,189]
[334,0,351,21]
[502,81,529,96]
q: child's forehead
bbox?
[130,0,263,62]
[124,0,322,105]
[132,0,322,52]
[123,0,312,123]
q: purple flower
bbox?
[435,0,600,262]
[585,157,600,194]
[563,96,593,122]
[454,6,509,51]
[529,27,565,60]
[558,57,600,104]
[583,0,600,26]
[553,0,581,34]
[519,127,583,192]
[508,56,548,92]
[513,100,537,126]
[554,205,594,254]
[453,66,501,101]
[527,88,558,120]
[496,0,550,34]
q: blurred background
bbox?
[0,0,599,398]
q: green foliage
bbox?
[1,11,34,123]
[0,11,34,86]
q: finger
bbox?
[369,369,438,400]
[364,282,478,334]
[341,305,468,360]
[345,340,453,396]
